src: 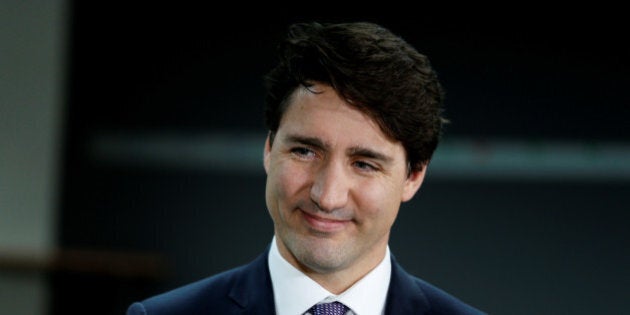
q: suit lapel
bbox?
[227,247,276,314]
[384,255,431,314]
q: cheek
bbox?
[354,181,402,223]
[268,162,310,208]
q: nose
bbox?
[310,161,350,212]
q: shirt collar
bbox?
[268,236,391,315]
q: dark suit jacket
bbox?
[127,248,485,314]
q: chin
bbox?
[292,236,353,271]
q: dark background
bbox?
[54,4,629,315]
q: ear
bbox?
[263,133,272,174]
[401,165,427,202]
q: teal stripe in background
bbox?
[91,133,630,181]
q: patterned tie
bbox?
[308,301,349,315]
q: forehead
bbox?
[278,84,406,158]
[280,84,376,131]
[281,84,378,129]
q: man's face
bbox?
[264,83,426,276]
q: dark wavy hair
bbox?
[264,22,446,172]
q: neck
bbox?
[305,249,387,294]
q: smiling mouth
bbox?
[301,210,350,233]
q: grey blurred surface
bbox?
[3,2,628,315]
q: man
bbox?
[127,21,485,314]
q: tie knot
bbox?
[309,301,349,315]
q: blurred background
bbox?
[1,2,628,314]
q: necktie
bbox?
[308,301,349,315]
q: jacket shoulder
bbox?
[127,250,273,315]
[387,256,486,315]
[410,275,486,315]
[128,265,246,315]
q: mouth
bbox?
[301,210,351,233]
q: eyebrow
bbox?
[285,134,393,163]
[285,134,328,150]
[347,147,393,164]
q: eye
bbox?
[290,147,316,159]
[353,160,378,172]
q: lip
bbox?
[301,211,350,233]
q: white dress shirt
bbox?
[268,236,391,315]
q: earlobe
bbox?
[401,166,427,202]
